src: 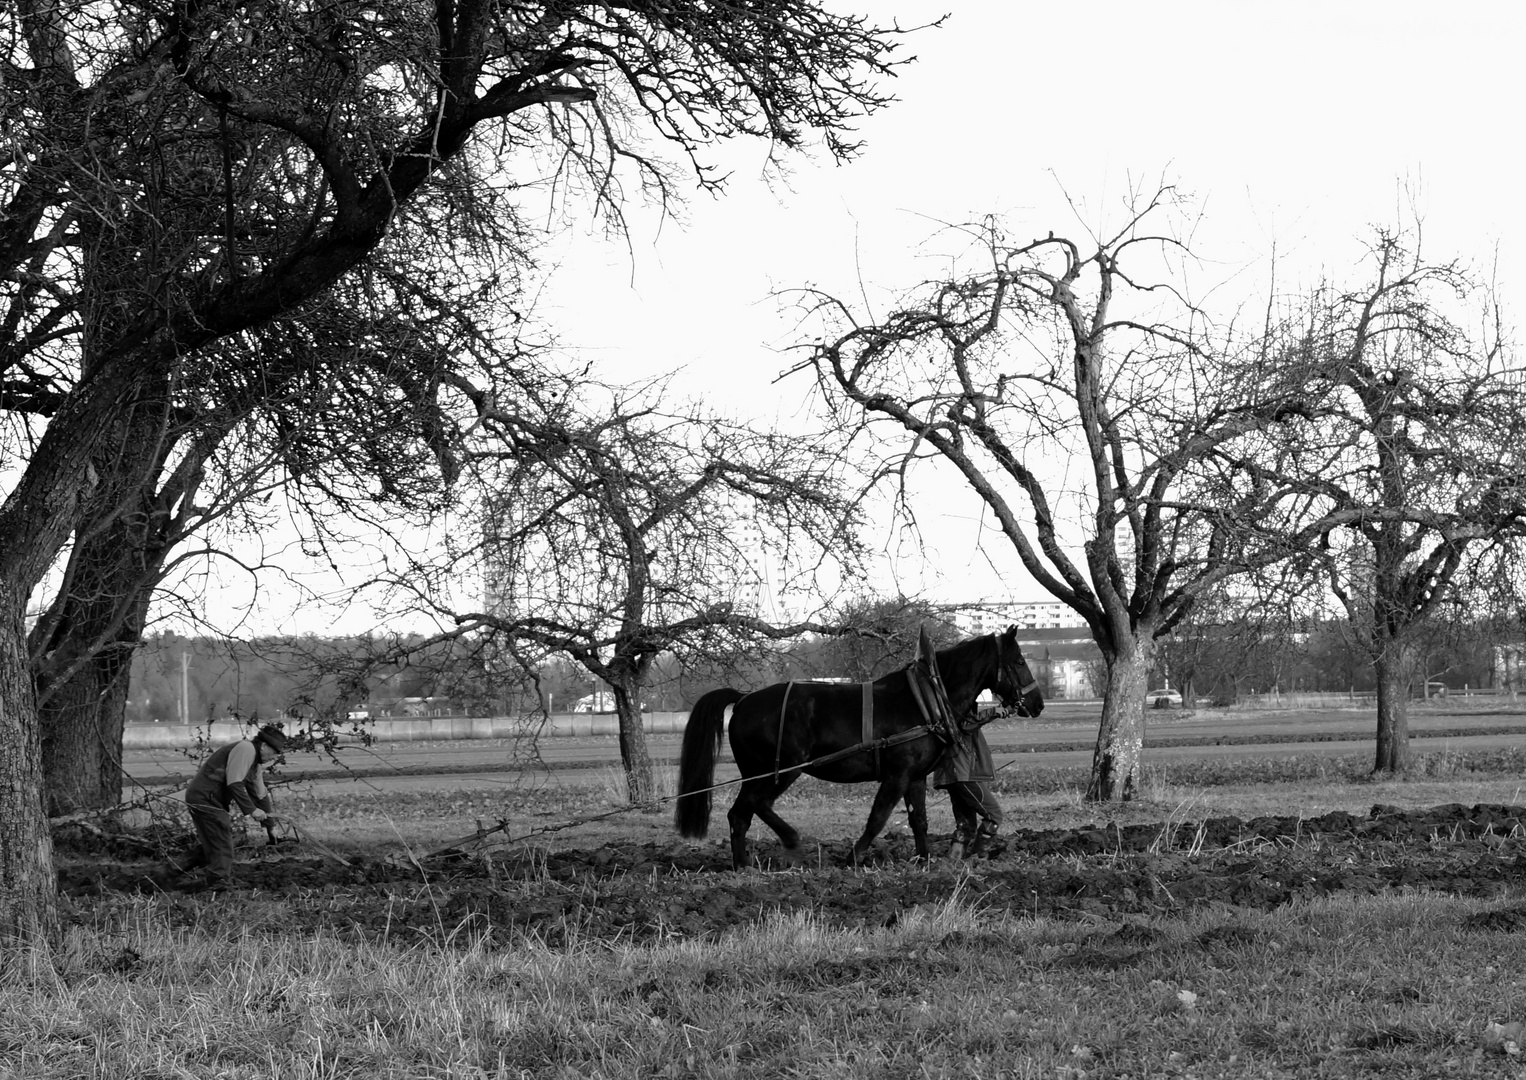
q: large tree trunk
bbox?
[39,657,134,818]
[32,378,178,816]
[1087,641,1154,801]
[612,680,654,804]
[0,330,179,941]
[1372,642,1415,774]
[0,591,60,944]
[33,504,167,816]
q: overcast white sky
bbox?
[526,1,1526,608]
[233,1,1526,634]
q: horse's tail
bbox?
[675,687,745,838]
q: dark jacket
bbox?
[186,739,272,815]
[934,727,995,787]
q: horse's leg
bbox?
[751,774,803,858]
[904,776,929,862]
[850,775,911,865]
[728,774,802,869]
[725,782,760,870]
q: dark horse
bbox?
[675,628,1044,868]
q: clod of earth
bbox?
[54,803,1526,947]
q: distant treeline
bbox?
[124,622,970,725]
[125,633,491,725]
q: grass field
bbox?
[9,890,1526,1079]
[10,731,1526,1078]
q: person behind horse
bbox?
[166,724,287,891]
[934,721,1002,858]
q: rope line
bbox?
[422,725,937,859]
[80,724,940,866]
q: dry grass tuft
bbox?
[7,889,1526,1078]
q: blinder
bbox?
[992,633,1040,715]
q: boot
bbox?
[947,829,971,860]
[966,822,998,858]
[161,857,193,881]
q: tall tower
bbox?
[725,513,784,623]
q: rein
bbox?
[788,725,934,772]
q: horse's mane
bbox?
[932,632,994,687]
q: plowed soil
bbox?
[54,802,1526,946]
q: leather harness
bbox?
[767,632,1038,782]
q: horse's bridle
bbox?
[994,634,1040,712]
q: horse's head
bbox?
[991,626,1044,718]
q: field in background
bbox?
[119,695,1526,797]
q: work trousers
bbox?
[944,780,1003,838]
[176,789,235,886]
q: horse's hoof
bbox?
[779,837,822,867]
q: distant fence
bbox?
[122,711,692,750]
[1231,687,1517,710]
[1232,691,1376,710]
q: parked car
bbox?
[1145,688,1183,707]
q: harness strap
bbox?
[861,681,879,778]
[804,725,933,772]
[770,683,930,782]
[773,681,795,782]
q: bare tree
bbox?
[1241,228,1526,772]
[1154,563,1324,707]
[26,266,497,815]
[387,374,869,803]
[792,187,1343,801]
[806,596,957,682]
[1,0,916,941]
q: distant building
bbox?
[1006,625,1102,700]
[481,505,788,626]
[944,599,1088,634]
[722,512,785,623]
[347,696,462,719]
[943,604,1102,699]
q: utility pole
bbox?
[180,651,190,725]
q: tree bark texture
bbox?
[32,411,176,816]
[1086,644,1154,802]
[0,355,159,940]
[0,592,59,944]
[38,657,134,818]
[1372,644,1415,774]
[613,681,655,804]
